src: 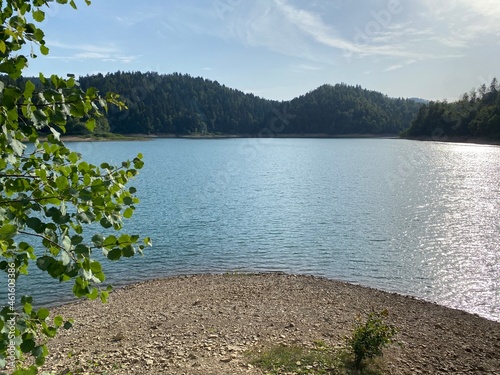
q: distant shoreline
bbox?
[61,133,400,141]
[401,135,500,146]
[56,133,500,146]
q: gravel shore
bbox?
[44,273,500,374]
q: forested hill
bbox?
[78,72,275,135]
[76,71,422,136]
[402,79,500,141]
[274,84,421,135]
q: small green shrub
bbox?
[346,309,397,368]
[249,310,397,374]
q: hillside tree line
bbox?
[76,71,423,136]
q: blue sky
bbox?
[25,0,500,101]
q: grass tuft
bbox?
[248,342,385,374]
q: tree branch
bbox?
[0,196,62,205]
[18,230,78,263]
[0,174,39,179]
[18,230,64,252]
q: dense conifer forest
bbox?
[274,83,420,135]
[76,71,422,136]
[402,79,500,140]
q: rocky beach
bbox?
[43,273,500,374]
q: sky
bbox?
[23,0,500,102]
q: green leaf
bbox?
[35,351,47,366]
[37,308,50,320]
[90,261,102,273]
[86,118,96,131]
[83,173,91,186]
[70,101,85,117]
[100,290,109,303]
[53,315,64,327]
[99,217,113,229]
[86,287,99,300]
[122,245,135,257]
[33,28,45,43]
[107,248,121,261]
[40,44,49,55]
[68,152,79,163]
[20,339,36,353]
[74,244,90,256]
[47,259,66,278]
[123,196,134,205]
[73,277,89,297]
[32,9,45,22]
[134,158,144,169]
[123,207,134,219]
[103,235,117,247]
[79,189,93,201]
[26,217,44,233]
[2,86,22,108]
[56,175,69,190]
[24,302,33,315]
[71,235,84,245]
[0,224,17,240]
[43,326,57,338]
[36,256,53,271]
[94,271,106,282]
[24,80,36,99]
[117,234,131,245]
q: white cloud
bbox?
[48,41,118,54]
[463,0,500,20]
[218,0,460,65]
[418,0,500,45]
[384,59,417,72]
[46,41,138,63]
[272,0,360,53]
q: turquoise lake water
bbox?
[6,138,500,321]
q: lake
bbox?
[11,138,500,321]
